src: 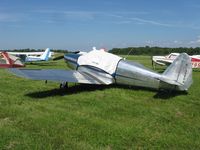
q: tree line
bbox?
[109,46,200,56]
[2,47,200,56]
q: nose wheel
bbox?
[60,82,68,89]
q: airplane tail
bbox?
[160,53,193,91]
[40,48,50,61]
[1,52,13,65]
[0,52,24,68]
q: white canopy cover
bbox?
[77,49,122,74]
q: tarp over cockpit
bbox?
[77,49,122,75]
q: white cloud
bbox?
[189,36,200,45]
[36,10,148,21]
[2,9,200,31]
[114,20,132,24]
[0,13,27,22]
[63,11,95,20]
[28,9,199,30]
[0,13,16,22]
[173,40,183,45]
[189,41,195,44]
[174,40,178,44]
[146,40,154,44]
[130,17,173,27]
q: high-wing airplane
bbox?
[0,52,25,68]
[8,48,54,59]
[9,48,193,91]
[21,48,51,62]
[152,53,200,69]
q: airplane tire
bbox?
[59,82,68,89]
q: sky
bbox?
[0,0,200,50]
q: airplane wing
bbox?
[156,59,173,65]
[8,68,114,85]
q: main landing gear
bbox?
[59,82,68,89]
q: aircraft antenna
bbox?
[116,48,121,55]
[125,48,134,59]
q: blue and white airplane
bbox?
[24,48,51,62]
[8,48,54,59]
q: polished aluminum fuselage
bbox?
[64,54,163,90]
[64,52,192,91]
[115,60,161,90]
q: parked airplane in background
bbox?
[8,48,54,59]
[9,48,193,92]
[22,48,51,62]
[0,52,25,68]
[152,53,200,69]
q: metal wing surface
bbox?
[158,59,173,65]
[8,68,114,85]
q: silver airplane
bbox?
[9,48,193,91]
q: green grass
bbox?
[0,55,200,149]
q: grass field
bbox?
[0,55,200,149]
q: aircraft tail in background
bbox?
[39,48,51,61]
[24,48,51,62]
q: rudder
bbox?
[161,53,192,91]
[40,48,50,61]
